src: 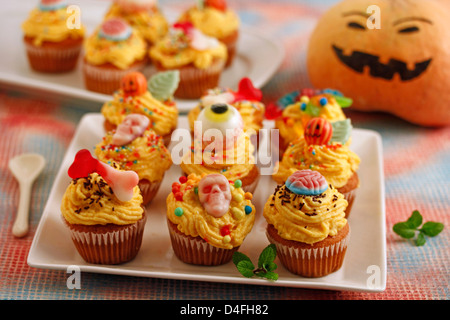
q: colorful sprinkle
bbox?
[220,225,231,236]
[244,205,253,215]
[234,179,242,188]
[174,207,184,217]
[179,176,187,184]
[319,97,328,106]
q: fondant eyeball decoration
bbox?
[99,18,132,41]
[39,0,66,11]
[68,149,139,202]
[112,114,150,146]
[286,170,328,195]
[121,72,148,97]
[304,117,333,145]
[196,103,244,145]
[198,174,231,218]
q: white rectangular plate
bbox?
[28,113,386,292]
[0,0,284,112]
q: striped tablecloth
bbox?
[0,0,448,300]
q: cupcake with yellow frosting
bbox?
[101,71,179,146]
[61,149,146,265]
[104,0,168,47]
[95,113,172,205]
[167,173,255,265]
[180,103,260,194]
[273,117,360,217]
[22,0,85,73]
[272,89,351,156]
[83,17,148,94]
[264,170,350,277]
[188,77,265,139]
[178,0,239,67]
[149,22,227,99]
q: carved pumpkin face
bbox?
[121,72,147,97]
[307,0,450,126]
[304,117,333,145]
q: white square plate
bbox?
[0,0,284,112]
[28,113,386,292]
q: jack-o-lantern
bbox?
[120,72,147,97]
[307,0,450,127]
[304,117,333,145]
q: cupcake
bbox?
[83,17,148,94]
[166,173,256,265]
[61,149,146,265]
[149,22,228,99]
[180,103,260,193]
[264,170,350,277]
[273,117,360,217]
[272,89,351,156]
[177,0,239,67]
[104,0,168,47]
[188,77,265,141]
[101,71,179,146]
[95,113,172,205]
[22,0,85,73]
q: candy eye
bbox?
[347,21,366,30]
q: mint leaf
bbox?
[236,260,255,278]
[415,232,426,246]
[420,222,444,237]
[258,244,276,269]
[232,244,279,281]
[393,222,416,239]
[264,271,279,281]
[393,210,444,246]
[405,210,422,229]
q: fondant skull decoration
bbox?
[198,174,231,218]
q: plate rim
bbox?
[28,113,386,293]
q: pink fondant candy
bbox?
[198,174,231,218]
[99,18,132,41]
[232,78,262,102]
[112,114,150,146]
[68,149,139,202]
[285,170,328,195]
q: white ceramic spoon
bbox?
[9,153,46,238]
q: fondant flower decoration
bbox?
[304,117,333,145]
[98,18,132,41]
[111,114,150,146]
[121,72,148,97]
[198,174,232,217]
[39,0,67,11]
[68,149,139,202]
[285,170,328,195]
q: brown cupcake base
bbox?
[152,58,226,100]
[266,222,350,278]
[139,179,162,206]
[24,36,83,73]
[83,58,148,95]
[63,209,147,265]
[167,219,238,266]
[337,172,359,218]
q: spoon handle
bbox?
[12,182,32,238]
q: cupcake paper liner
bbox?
[24,41,82,73]
[139,179,162,205]
[266,224,350,278]
[341,188,357,218]
[167,219,238,266]
[82,59,147,95]
[63,212,147,265]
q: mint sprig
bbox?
[393,210,444,246]
[232,244,278,280]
